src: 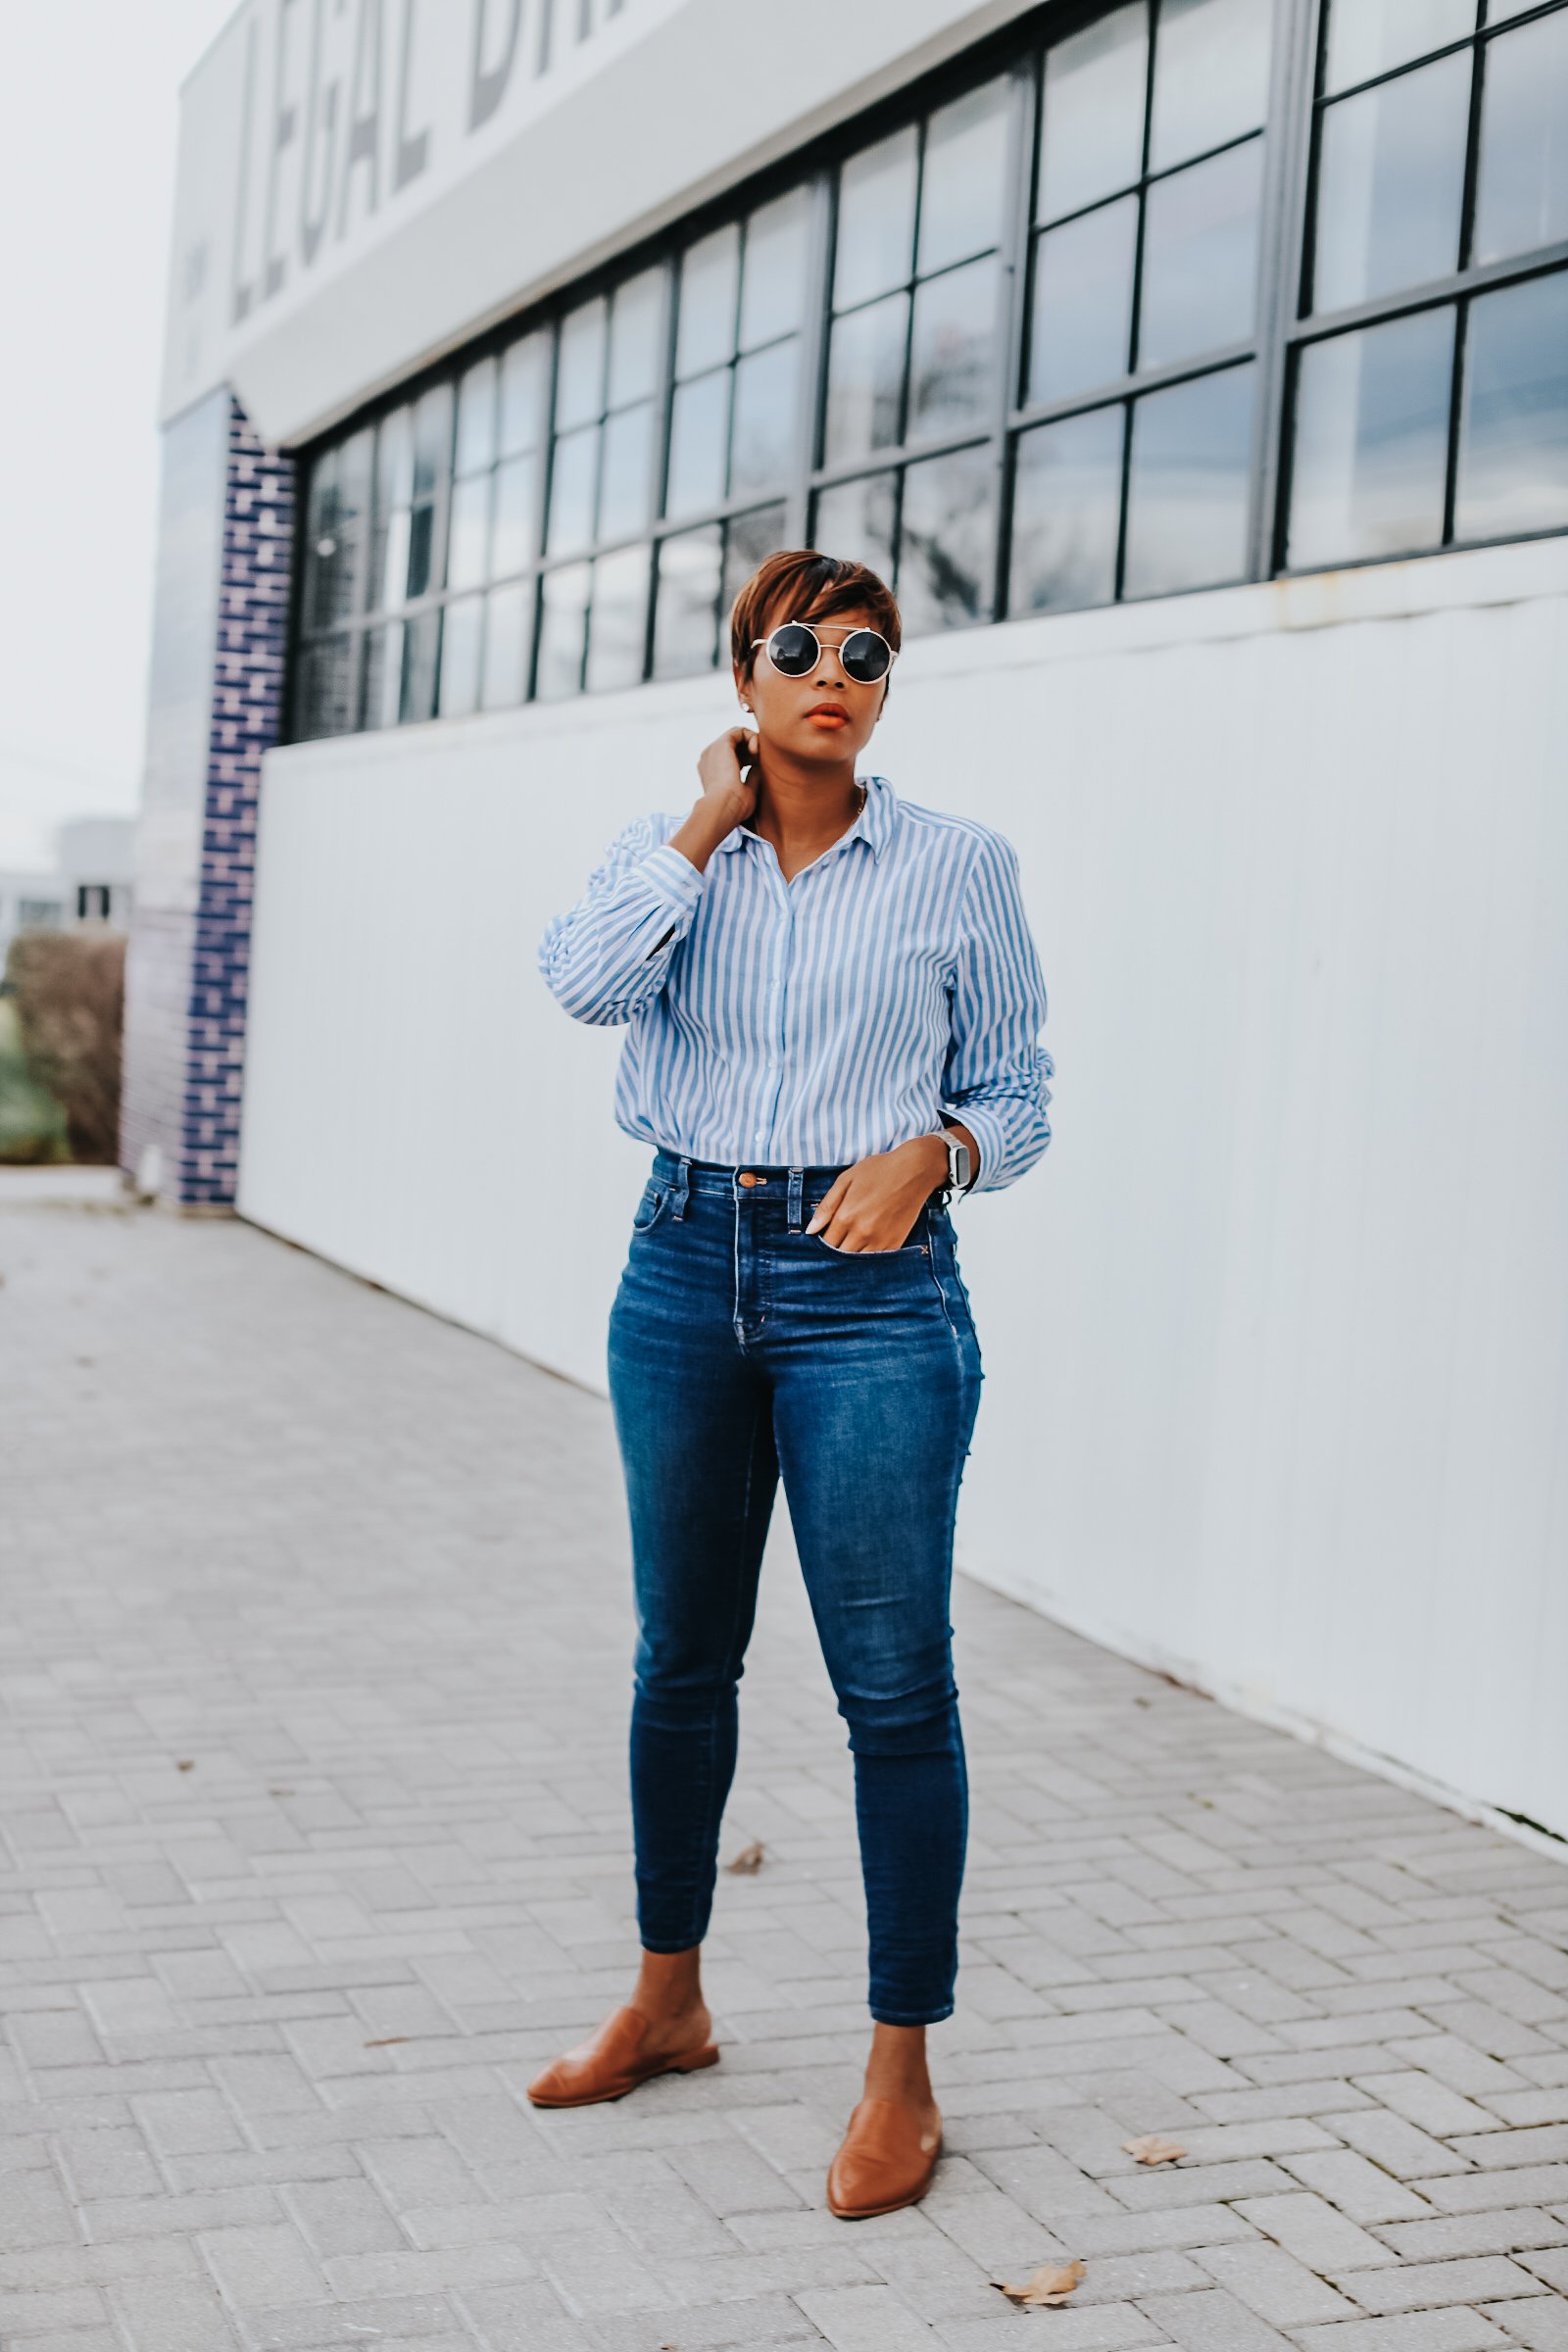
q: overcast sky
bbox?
[0,0,237,871]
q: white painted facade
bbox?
[239,536,1568,1840]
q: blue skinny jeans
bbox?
[606,1148,984,2027]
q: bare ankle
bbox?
[632,1943,707,2023]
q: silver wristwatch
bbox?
[940,1126,973,1196]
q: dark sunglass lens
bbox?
[841,629,890,683]
[768,624,817,675]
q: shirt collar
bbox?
[714,771,892,863]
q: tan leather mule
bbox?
[524,2005,720,2108]
[826,2095,943,2218]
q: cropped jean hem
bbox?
[870,1999,956,2027]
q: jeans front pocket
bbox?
[632,1180,671,1236]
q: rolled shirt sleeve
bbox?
[941,829,1054,1194]
[537,815,705,1027]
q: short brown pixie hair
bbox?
[729,548,902,691]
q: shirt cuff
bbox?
[944,1100,1008,1195]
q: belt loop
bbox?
[672,1155,690,1221]
[787,1166,804,1229]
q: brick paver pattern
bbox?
[3,1196,1565,2352]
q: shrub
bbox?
[4,930,126,1164]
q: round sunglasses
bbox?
[752,620,897,686]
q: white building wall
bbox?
[238,538,1568,1840]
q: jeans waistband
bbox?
[650,1146,852,1199]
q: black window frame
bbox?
[286,0,1568,744]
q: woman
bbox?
[530,549,1052,2220]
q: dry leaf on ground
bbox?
[1123,2133,1187,2166]
[725,1839,765,1873]
[994,2259,1086,2306]
[363,2035,410,2047]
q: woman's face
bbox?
[735,602,891,768]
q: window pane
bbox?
[363,622,403,729]
[900,444,996,631]
[413,384,452,501]
[812,469,898,579]
[722,503,789,622]
[455,358,497,476]
[1312,53,1470,314]
[677,225,740,378]
[438,595,484,717]
[1040,2,1149,223]
[1123,363,1254,595]
[1324,0,1474,96]
[609,268,663,409]
[1138,138,1263,369]
[399,607,441,722]
[1030,197,1139,404]
[446,472,490,592]
[1010,406,1125,612]
[665,370,730,517]
[824,292,909,466]
[306,431,370,628]
[557,299,607,429]
[1456,268,1568,541]
[500,332,548,455]
[1473,13,1568,268]
[295,634,358,738]
[908,256,1001,440]
[585,544,652,692]
[547,424,599,553]
[1287,310,1453,567]
[1150,0,1273,172]
[654,525,723,676]
[374,506,411,609]
[481,581,533,709]
[491,455,538,578]
[1486,0,1547,18]
[918,76,1012,275]
[405,502,435,601]
[741,187,812,350]
[730,341,800,496]
[599,402,656,541]
[377,406,415,514]
[536,563,591,699]
[835,126,919,311]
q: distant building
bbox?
[0,816,135,974]
[122,1,1568,1838]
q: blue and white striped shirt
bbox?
[537,773,1053,1193]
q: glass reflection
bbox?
[1039,3,1148,223]
[1139,138,1263,368]
[536,563,591,699]
[812,470,898,579]
[824,293,909,466]
[490,456,537,580]
[900,444,995,630]
[1472,12,1568,268]
[500,334,547,455]
[835,126,918,311]
[598,404,656,542]
[1456,269,1568,542]
[1312,53,1469,313]
[455,359,496,477]
[1150,0,1273,172]
[677,226,740,378]
[556,301,607,430]
[438,595,483,716]
[655,525,723,676]
[586,544,653,692]
[1123,363,1254,595]
[730,342,800,495]
[918,77,1012,275]
[741,188,811,350]
[399,608,440,722]
[1324,0,1474,95]
[722,503,789,620]
[546,424,599,553]
[446,472,490,592]
[412,386,452,501]
[363,623,403,731]
[909,256,1001,440]
[609,269,663,409]
[665,370,730,517]
[1010,407,1125,612]
[1287,309,1453,567]
[1031,198,1138,403]
[481,581,532,710]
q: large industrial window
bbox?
[290,0,1568,741]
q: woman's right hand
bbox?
[696,726,760,830]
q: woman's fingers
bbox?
[805,1171,850,1236]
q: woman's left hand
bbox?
[806,1138,950,1251]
